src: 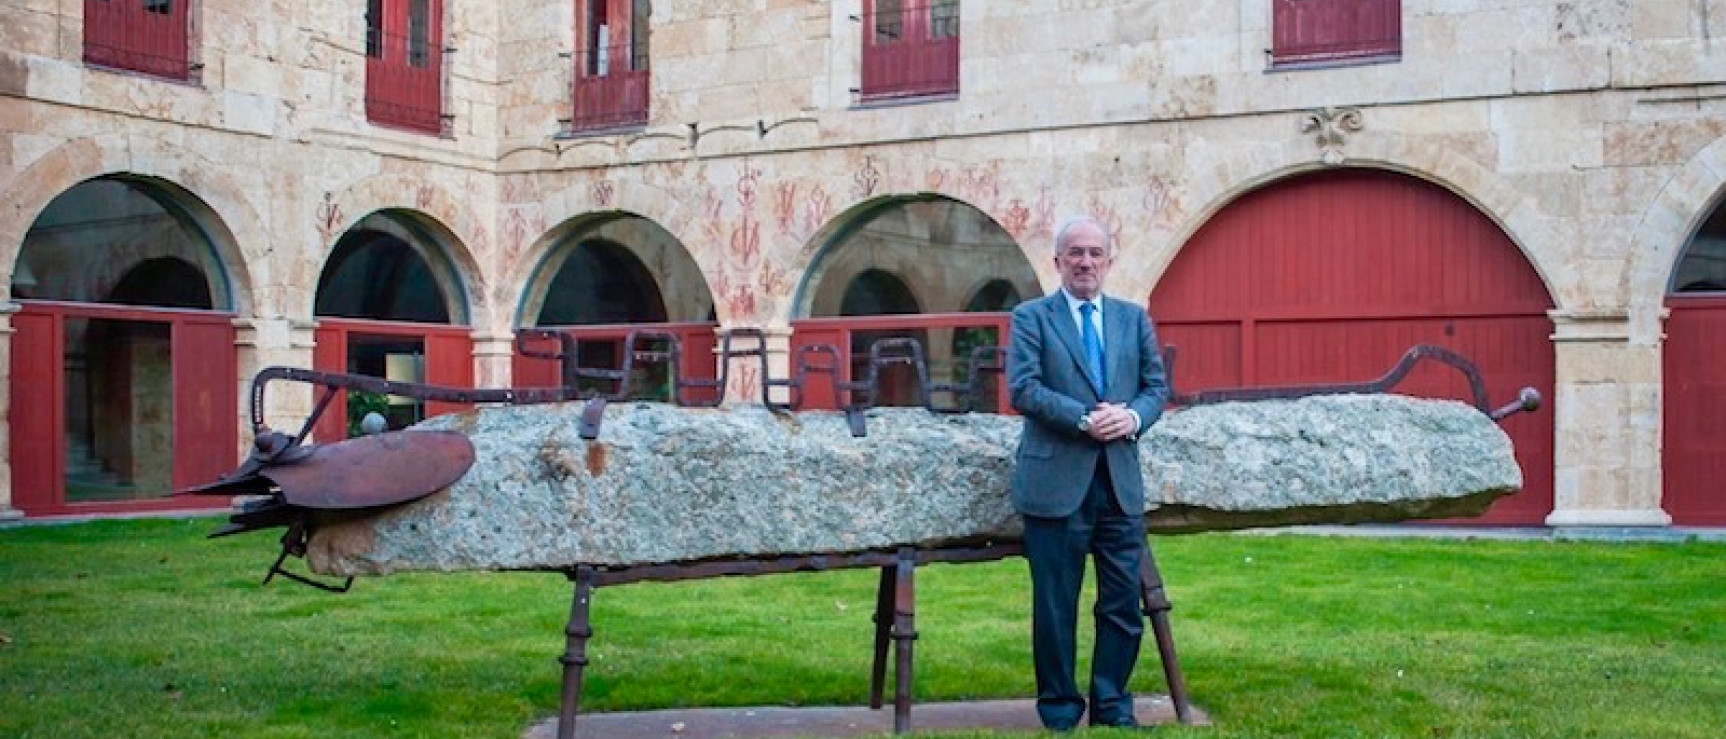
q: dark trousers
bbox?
[1023,457,1147,728]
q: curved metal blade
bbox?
[265,430,476,510]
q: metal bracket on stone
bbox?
[1166,343,1542,423]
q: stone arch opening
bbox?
[514,213,717,402]
[312,210,475,438]
[8,176,239,516]
[1151,167,1555,525]
[1661,192,1726,524]
[793,195,1035,410]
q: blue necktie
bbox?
[1080,301,1105,390]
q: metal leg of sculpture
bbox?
[557,567,596,739]
[869,564,895,710]
[891,547,919,734]
[1139,548,1194,725]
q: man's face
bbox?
[1055,222,1113,300]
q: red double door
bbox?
[309,318,473,443]
[1152,170,1557,525]
[10,301,236,516]
[1664,297,1726,524]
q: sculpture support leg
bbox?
[1139,547,1193,725]
[557,567,596,739]
[870,563,895,710]
[891,547,918,734]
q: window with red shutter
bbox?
[1270,0,1401,68]
[83,0,192,80]
[571,0,651,132]
[365,0,446,135]
[860,0,959,102]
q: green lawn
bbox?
[1,518,1721,738]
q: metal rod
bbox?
[891,547,918,734]
[557,567,596,739]
[869,564,894,710]
[1140,548,1194,725]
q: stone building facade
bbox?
[2,1,1724,527]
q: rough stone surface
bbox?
[306,394,1521,576]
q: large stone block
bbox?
[306,393,1522,576]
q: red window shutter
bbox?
[423,329,473,418]
[83,0,191,79]
[571,0,650,131]
[1271,0,1400,67]
[310,324,348,443]
[171,317,238,491]
[860,0,959,101]
[9,308,62,512]
[365,0,445,134]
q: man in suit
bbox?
[1007,215,1171,730]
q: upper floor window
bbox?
[860,0,959,103]
[571,0,651,132]
[1270,0,1400,68]
[365,0,446,135]
[83,0,192,80]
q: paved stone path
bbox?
[523,694,1208,738]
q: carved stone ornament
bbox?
[1301,106,1365,165]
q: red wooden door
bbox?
[9,302,236,516]
[171,317,239,490]
[310,324,347,443]
[311,319,473,439]
[9,309,62,511]
[1663,297,1726,524]
[1152,169,1555,525]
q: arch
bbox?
[839,268,922,316]
[0,136,261,315]
[1152,168,1555,525]
[962,278,1023,313]
[514,211,710,328]
[16,177,230,309]
[107,257,212,309]
[533,239,669,325]
[1655,141,1726,524]
[792,194,1037,318]
[319,174,487,327]
[1137,131,1566,310]
[1628,133,1726,329]
[526,180,719,322]
[315,210,467,324]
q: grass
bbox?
[1,518,1722,738]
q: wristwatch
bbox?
[1077,413,1092,432]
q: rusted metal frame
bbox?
[249,366,583,433]
[869,565,895,710]
[258,519,354,593]
[556,567,597,739]
[1170,343,1542,422]
[890,546,918,733]
[548,543,1022,735]
[1139,545,1194,725]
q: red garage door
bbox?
[1151,169,1555,525]
[1664,297,1726,524]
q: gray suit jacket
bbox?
[1007,292,1170,519]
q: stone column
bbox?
[716,324,792,407]
[1544,309,1670,528]
[471,329,516,389]
[0,303,22,521]
[233,317,319,437]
